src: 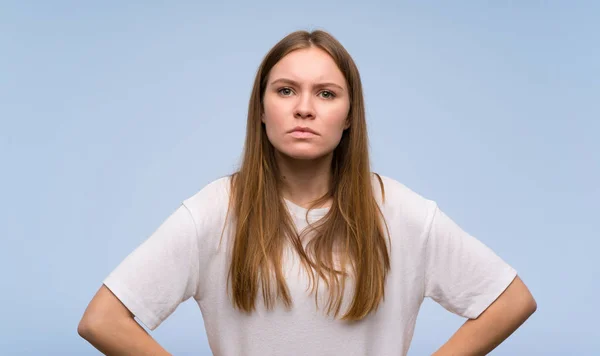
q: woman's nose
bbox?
[294,94,315,119]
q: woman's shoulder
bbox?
[372,173,431,203]
[181,175,232,220]
[371,172,436,223]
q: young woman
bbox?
[78,30,536,355]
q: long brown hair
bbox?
[226,30,390,321]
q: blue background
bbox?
[2,1,598,354]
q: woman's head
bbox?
[262,46,350,160]
[246,30,368,174]
[228,30,389,321]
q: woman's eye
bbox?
[319,90,335,99]
[278,88,293,96]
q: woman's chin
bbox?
[278,149,330,161]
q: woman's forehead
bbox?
[269,47,346,86]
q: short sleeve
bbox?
[423,202,517,319]
[103,203,200,330]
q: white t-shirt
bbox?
[103,174,517,356]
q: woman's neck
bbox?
[275,151,333,209]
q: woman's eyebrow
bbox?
[269,78,345,91]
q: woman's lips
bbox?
[289,130,317,138]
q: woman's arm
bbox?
[78,285,172,356]
[432,275,537,355]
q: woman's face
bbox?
[262,47,351,161]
